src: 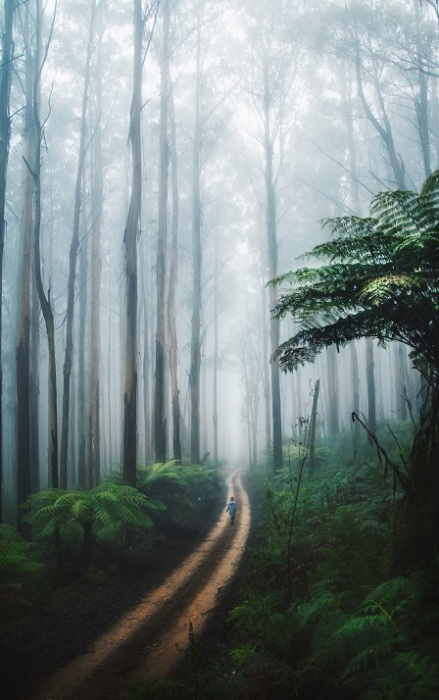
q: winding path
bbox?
[29,471,250,700]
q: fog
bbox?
[1,0,433,508]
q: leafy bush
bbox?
[226,443,439,699]
[23,481,165,568]
[0,524,44,621]
[135,461,217,525]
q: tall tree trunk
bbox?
[341,65,374,450]
[262,58,282,471]
[60,0,96,488]
[366,338,377,435]
[29,282,39,494]
[0,0,15,521]
[308,379,320,471]
[89,51,103,488]
[77,222,88,488]
[413,0,431,178]
[262,284,271,456]
[140,244,151,462]
[167,83,182,464]
[123,0,143,486]
[16,2,36,516]
[350,342,360,462]
[34,148,58,489]
[395,343,408,421]
[212,252,219,466]
[154,0,170,464]
[190,16,202,466]
[326,345,339,437]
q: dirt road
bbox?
[28,471,250,700]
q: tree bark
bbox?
[366,338,377,435]
[0,0,16,521]
[168,82,182,464]
[16,1,36,516]
[326,345,339,437]
[154,0,170,464]
[60,0,97,488]
[77,218,88,488]
[308,379,320,471]
[262,58,282,471]
[123,0,143,485]
[413,0,431,178]
[89,48,103,488]
[350,342,360,462]
[190,15,202,466]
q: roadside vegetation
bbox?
[156,423,438,700]
[156,172,439,698]
[222,426,439,699]
[0,461,220,625]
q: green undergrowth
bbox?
[222,442,439,698]
[157,428,439,699]
[0,461,221,624]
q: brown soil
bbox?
[1,471,252,700]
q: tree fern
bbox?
[23,482,165,567]
[272,171,439,380]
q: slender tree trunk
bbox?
[350,342,360,461]
[89,56,103,488]
[123,0,143,485]
[262,58,282,471]
[190,17,202,466]
[0,0,15,521]
[34,176,58,489]
[60,0,96,488]
[413,0,431,178]
[395,343,408,421]
[29,282,39,494]
[168,83,182,464]
[212,256,219,466]
[366,338,377,434]
[342,66,375,450]
[77,222,88,488]
[296,370,303,427]
[154,0,170,464]
[308,379,320,471]
[262,285,271,456]
[16,3,35,516]
[326,345,339,437]
[140,246,151,462]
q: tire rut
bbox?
[29,471,250,700]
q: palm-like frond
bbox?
[272,170,439,380]
[24,482,165,551]
[137,461,215,521]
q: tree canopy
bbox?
[272,170,439,384]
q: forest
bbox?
[1,0,439,698]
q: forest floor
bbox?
[1,470,256,700]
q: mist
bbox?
[1,0,434,511]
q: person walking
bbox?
[226,496,237,526]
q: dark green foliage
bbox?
[271,171,439,566]
[226,444,439,699]
[22,481,165,568]
[0,524,44,621]
[271,171,439,380]
[135,461,217,525]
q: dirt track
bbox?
[28,471,250,700]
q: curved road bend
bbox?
[29,470,251,700]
